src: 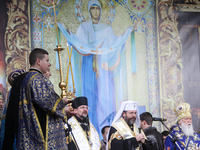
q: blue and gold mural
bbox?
[2,0,200,142]
[30,0,158,136]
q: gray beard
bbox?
[181,120,194,136]
[0,109,3,118]
[82,114,88,118]
[127,119,135,125]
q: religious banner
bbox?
[31,0,157,137]
[0,0,199,142]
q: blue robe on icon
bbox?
[57,20,133,137]
[165,124,200,150]
[57,0,136,138]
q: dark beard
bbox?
[127,119,135,125]
[82,114,87,118]
[80,111,88,119]
[124,117,136,125]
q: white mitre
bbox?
[112,100,140,128]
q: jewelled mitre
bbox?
[174,102,191,121]
[0,90,3,100]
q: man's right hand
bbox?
[64,105,77,118]
[63,96,70,105]
[135,133,145,142]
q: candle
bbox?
[66,42,70,84]
[53,2,60,45]
[70,46,75,89]
[65,43,75,90]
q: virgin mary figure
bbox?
[57,0,134,135]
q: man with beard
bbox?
[107,100,150,150]
[165,102,200,149]
[65,96,101,150]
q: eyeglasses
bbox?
[79,106,90,110]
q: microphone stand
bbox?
[138,128,143,150]
[161,121,186,149]
[64,120,80,150]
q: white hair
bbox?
[180,120,194,137]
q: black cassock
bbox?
[107,126,151,150]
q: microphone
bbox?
[138,128,141,133]
[153,117,167,122]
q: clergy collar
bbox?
[29,67,43,74]
[128,124,134,131]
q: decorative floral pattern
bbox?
[124,0,154,17]
[33,14,42,25]
[5,0,30,89]
[74,0,85,22]
[131,0,147,11]
[43,13,54,30]
[36,0,58,8]
[106,0,116,24]
[33,28,42,46]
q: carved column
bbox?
[157,0,184,127]
[5,0,31,89]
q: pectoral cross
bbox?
[121,128,127,133]
[176,133,181,139]
[91,48,103,54]
[71,123,77,130]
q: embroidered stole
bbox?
[66,116,100,150]
[108,118,146,150]
[169,127,200,149]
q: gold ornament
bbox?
[0,90,3,100]
[174,103,191,121]
[52,2,75,103]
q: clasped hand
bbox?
[136,133,145,144]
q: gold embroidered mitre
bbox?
[174,103,191,121]
[0,90,3,100]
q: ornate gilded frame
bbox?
[5,0,31,90]
[157,0,183,127]
[157,0,200,127]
